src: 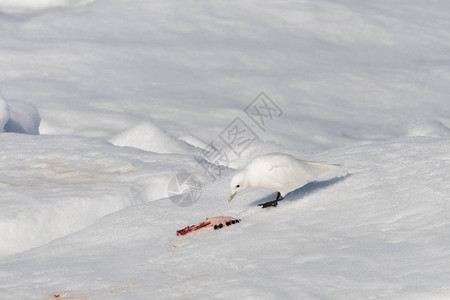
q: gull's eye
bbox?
[236,185,240,188]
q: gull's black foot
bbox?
[258,200,279,208]
[258,192,284,208]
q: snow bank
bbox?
[1,0,449,149]
[0,184,139,257]
[406,120,450,138]
[0,97,9,131]
[109,121,198,155]
[0,96,41,135]
[3,99,41,135]
[178,134,209,150]
[0,0,96,15]
[1,135,449,299]
[0,0,449,298]
[0,134,209,257]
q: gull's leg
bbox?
[258,192,284,208]
[276,192,284,201]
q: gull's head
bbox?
[228,171,249,203]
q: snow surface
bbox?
[109,121,198,155]
[0,96,9,130]
[0,95,41,134]
[0,0,95,15]
[1,0,450,299]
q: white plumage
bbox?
[228,153,340,207]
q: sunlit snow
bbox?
[1,0,450,299]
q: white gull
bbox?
[228,153,340,208]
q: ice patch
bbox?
[109,121,197,155]
[406,120,450,138]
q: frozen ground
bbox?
[1,0,450,299]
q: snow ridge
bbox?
[0,0,96,15]
[0,96,40,135]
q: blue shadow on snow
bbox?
[249,175,349,207]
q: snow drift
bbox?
[0,96,40,135]
[0,132,449,299]
[0,97,9,130]
[406,120,450,138]
[0,134,209,257]
[109,121,198,155]
[0,0,96,15]
[0,0,450,299]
